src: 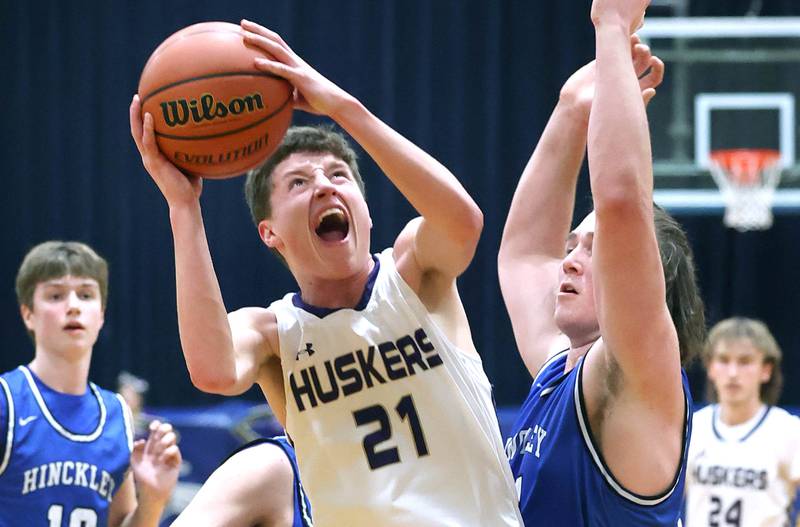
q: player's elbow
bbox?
[188,368,238,395]
[592,175,649,216]
[454,205,483,249]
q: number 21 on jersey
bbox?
[353,394,429,470]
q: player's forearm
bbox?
[500,101,586,263]
[168,204,238,392]
[330,97,483,247]
[588,22,653,210]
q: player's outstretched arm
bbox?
[108,420,182,527]
[498,63,593,376]
[170,442,295,527]
[587,1,679,402]
[241,19,482,281]
[129,97,272,396]
[499,38,661,376]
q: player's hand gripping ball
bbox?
[138,22,293,178]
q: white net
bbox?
[708,150,783,232]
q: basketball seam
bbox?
[142,25,242,70]
[153,92,293,141]
[139,71,287,106]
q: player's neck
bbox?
[28,350,91,395]
[718,398,765,427]
[296,257,375,309]
[566,338,599,372]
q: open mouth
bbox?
[559,283,577,294]
[315,208,350,242]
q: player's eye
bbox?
[331,170,348,180]
[290,178,306,189]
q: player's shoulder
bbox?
[231,305,277,324]
[765,405,800,431]
[230,306,278,339]
[224,439,294,487]
[0,366,23,384]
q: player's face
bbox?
[707,338,772,406]
[21,276,105,356]
[260,152,372,279]
[554,212,600,344]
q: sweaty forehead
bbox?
[274,152,347,176]
[567,215,596,244]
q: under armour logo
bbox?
[296,343,316,360]
[18,415,37,427]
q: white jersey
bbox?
[686,404,800,527]
[270,248,522,527]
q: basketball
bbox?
[138,22,293,179]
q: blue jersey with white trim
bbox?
[506,350,692,526]
[0,366,133,527]
[226,436,314,527]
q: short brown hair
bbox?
[703,317,783,405]
[244,125,365,226]
[16,241,109,311]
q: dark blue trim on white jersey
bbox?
[292,255,380,318]
[574,354,690,506]
[711,404,772,443]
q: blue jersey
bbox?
[226,436,313,527]
[0,366,133,527]
[506,350,692,526]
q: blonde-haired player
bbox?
[686,317,800,526]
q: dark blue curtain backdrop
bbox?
[1,1,798,409]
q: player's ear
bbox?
[258,220,282,250]
[20,304,34,331]
[760,361,773,384]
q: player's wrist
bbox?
[168,199,202,223]
[591,13,631,34]
[134,488,171,515]
[325,93,366,127]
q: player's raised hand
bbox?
[130,420,182,507]
[591,0,650,33]
[240,19,354,118]
[631,35,665,105]
[559,35,664,115]
[129,95,202,207]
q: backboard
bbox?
[639,17,800,214]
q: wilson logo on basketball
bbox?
[159,92,265,127]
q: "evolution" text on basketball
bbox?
[160,92,265,127]
[174,131,272,166]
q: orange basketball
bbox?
[138,22,293,179]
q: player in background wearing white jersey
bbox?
[0,241,181,527]
[686,317,800,527]
[130,19,522,527]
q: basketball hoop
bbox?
[708,148,783,231]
